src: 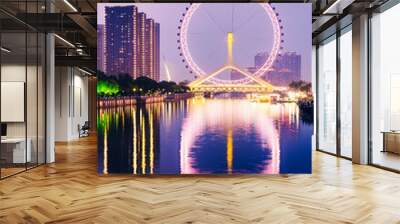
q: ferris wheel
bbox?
[177,3,284,85]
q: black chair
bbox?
[78,121,90,138]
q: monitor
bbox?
[1,123,7,137]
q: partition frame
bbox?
[0,0,48,180]
[315,24,353,161]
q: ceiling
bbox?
[0,0,392,71]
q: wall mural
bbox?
[97,3,313,175]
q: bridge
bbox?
[187,32,277,94]
[188,64,275,93]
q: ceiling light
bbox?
[322,0,354,15]
[54,34,75,48]
[63,0,78,12]
[1,47,11,53]
[78,68,93,76]
[323,0,344,15]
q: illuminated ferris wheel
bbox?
[177,3,284,86]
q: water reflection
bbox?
[98,98,312,174]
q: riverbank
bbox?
[98,93,194,107]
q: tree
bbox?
[289,80,311,93]
[97,70,121,96]
[97,79,120,96]
[300,82,311,92]
[117,73,135,95]
[97,70,190,96]
[159,81,174,93]
[132,76,159,94]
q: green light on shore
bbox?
[97,80,120,96]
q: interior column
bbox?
[352,14,369,164]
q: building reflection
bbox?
[179,99,282,174]
[98,98,308,174]
[98,103,161,174]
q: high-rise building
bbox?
[278,52,301,83]
[104,6,138,77]
[154,23,160,81]
[147,19,154,79]
[254,51,301,86]
[137,12,146,79]
[97,24,105,72]
[255,52,269,68]
[104,6,160,81]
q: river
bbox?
[97,97,313,174]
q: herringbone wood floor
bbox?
[1,135,400,224]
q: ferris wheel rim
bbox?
[179,3,282,85]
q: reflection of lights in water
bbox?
[180,100,205,174]
[133,108,137,174]
[122,107,125,130]
[99,99,304,174]
[180,100,184,114]
[103,127,108,174]
[149,109,154,174]
[227,128,233,174]
[115,109,119,130]
[295,104,299,125]
[141,109,146,174]
[99,108,112,174]
[282,103,299,128]
[164,102,172,128]
[180,99,281,174]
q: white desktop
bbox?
[1,139,32,164]
[2,138,32,163]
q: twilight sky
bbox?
[98,3,311,82]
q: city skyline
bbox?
[230,51,302,86]
[101,5,160,81]
[97,3,311,83]
[256,51,302,86]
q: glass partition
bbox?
[317,35,337,154]
[0,1,46,179]
[339,27,352,158]
[1,31,28,177]
[371,3,400,171]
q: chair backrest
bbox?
[82,121,90,129]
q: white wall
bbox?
[55,67,89,141]
[1,64,41,138]
[55,66,69,141]
[1,64,26,139]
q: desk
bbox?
[1,138,31,163]
[382,131,400,154]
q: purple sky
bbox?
[98,3,311,82]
